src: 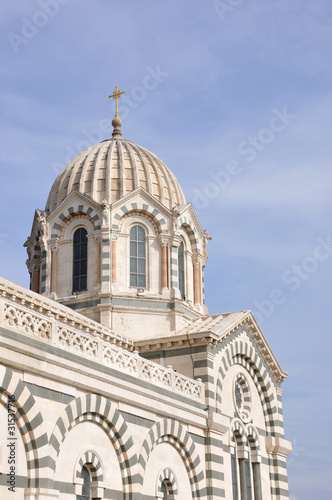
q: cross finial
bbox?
[108,84,125,118]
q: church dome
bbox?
[46,136,186,213]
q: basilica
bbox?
[0,91,292,499]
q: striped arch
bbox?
[246,424,260,452]
[49,394,137,496]
[138,419,205,499]
[74,449,104,483]
[119,209,161,235]
[113,202,168,234]
[50,203,101,239]
[0,366,48,487]
[156,467,178,498]
[229,419,246,447]
[234,372,251,422]
[179,217,200,253]
[216,338,277,435]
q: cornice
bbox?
[135,310,288,383]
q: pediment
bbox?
[111,186,172,219]
[47,191,102,223]
[176,202,205,239]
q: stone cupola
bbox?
[25,108,211,340]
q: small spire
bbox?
[109,84,125,138]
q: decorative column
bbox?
[50,244,58,296]
[193,253,201,306]
[160,238,169,289]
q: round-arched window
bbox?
[130,225,146,288]
[77,465,91,500]
[73,227,88,292]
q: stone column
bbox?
[160,239,169,289]
[193,254,201,306]
[50,246,58,295]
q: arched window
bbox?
[130,225,146,288]
[231,453,239,500]
[73,227,88,292]
[160,481,168,499]
[231,435,256,500]
[77,465,91,500]
[178,241,185,299]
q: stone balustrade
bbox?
[0,277,205,403]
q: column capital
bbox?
[159,235,170,247]
[171,235,182,247]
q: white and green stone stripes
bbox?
[170,246,178,288]
[101,238,111,288]
[113,203,167,233]
[156,467,178,497]
[49,394,137,495]
[138,418,206,498]
[229,420,260,452]
[50,203,101,240]
[40,249,48,294]
[74,450,104,482]
[179,216,200,253]
[0,366,49,488]
[204,432,225,498]
[215,333,285,438]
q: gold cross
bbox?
[108,84,125,118]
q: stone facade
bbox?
[0,120,292,499]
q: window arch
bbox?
[77,465,91,500]
[178,241,185,299]
[73,227,88,292]
[231,427,261,500]
[130,225,146,288]
[156,467,178,499]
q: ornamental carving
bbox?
[58,326,98,358]
[141,360,172,387]
[103,345,138,374]
[4,303,52,340]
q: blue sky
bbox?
[1,1,332,498]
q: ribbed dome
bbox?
[46,138,186,213]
